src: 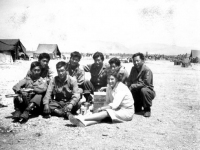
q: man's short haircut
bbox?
[132,52,145,61]
[107,70,121,82]
[56,61,67,70]
[109,57,121,66]
[70,51,82,60]
[93,52,104,61]
[38,53,50,61]
[30,61,42,71]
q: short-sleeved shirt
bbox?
[42,75,80,106]
[65,62,85,86]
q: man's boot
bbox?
[20,103,35,121]
[144,107,151,117]
[83,90,93,103]
[13,97,23,120]
[52,109,64,117]
[13,108,22,120]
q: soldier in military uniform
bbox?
[99,57,129,92]
[107,57,129,84]
[128,53,156,117]
[12,61,48,122]
[26,53,53,117]
[43,61,81,119]
[65,51,85,92]
[26,53,54,82]
[83,51,109,94]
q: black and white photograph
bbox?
[0,0,200,149]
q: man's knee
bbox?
[140,88,155,101]
[30,94,43,106]
[49,102,59,111]
[140,88,148,95]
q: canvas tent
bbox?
[0,39,28,63]
[190,50,200,58]
[34,44,61,59]
[190,50,200,63]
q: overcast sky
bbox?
[0,0,200,53]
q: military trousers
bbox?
[131,87,155,112]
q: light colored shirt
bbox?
[105,82,134,110]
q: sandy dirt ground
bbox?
[0,59,200,150]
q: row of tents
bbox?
[1,39,200,64]
[0,39,61,64]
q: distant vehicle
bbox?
[119,58,129,63]
[128,57,132,62]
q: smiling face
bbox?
[94,56,103,67]
[31,66,41,79]
[133,56,144,69]
[70,56,80,67]
[39,58,49,69]
[57,66,67,80]
[107,75,118,89]
[110,63,117,70]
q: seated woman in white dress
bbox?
[69,71,134,127]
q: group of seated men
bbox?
[12,51,155,123]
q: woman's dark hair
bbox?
[132,52,145,61]
[107,70,121,82]
[30,61,42,71]
[56,61,67,69]
[109,57,121,66]
[93,52,104,61]
[70,51,82,60]
[38,53,51,61]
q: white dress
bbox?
[105,82,134,123]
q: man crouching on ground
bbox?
[12,61,48,122]
[128,53,156,117]
[43,61,81,119]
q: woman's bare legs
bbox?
[69,111,110,127]
[83,111,109,121]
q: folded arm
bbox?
[130,70,152,90]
